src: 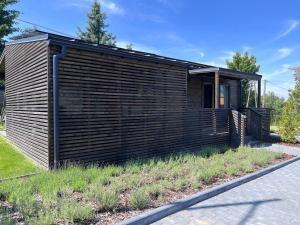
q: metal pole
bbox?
[214,71,219,108]
[263,80,267,107]
[257,79,261,108]
[53,45,67,170]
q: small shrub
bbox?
[142,184,163,199]
[191,182,201,190]
[102,165,123,177]
[71,178,88,192]
[98,190,119,211]
[279,99,300,143]
[172,179,187,191]
[58,199,93,223]
[85,185,119,211]
[130,190,150,210]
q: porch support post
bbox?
[214,71,219,108]
[257,79,261,108]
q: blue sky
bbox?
[12,0,300,98]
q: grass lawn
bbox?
[0,136,42,180]
[0,146,285,225]
[270,125,280,133]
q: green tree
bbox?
[262,92,285,125]
[0,0,20,53]
[279,99,299,143]
[226,52,260,107]
[291,67,300,117]
[279,68,300,143]
[77,0,116,46]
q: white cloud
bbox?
[156,0,182,13]
[264,64,291,79]
[101,0,124,14]
[277,48,293,58]
[276,19,300,40]
[242,46,252,52]
[262,47,294,64]
[198,50,236,68]
[163,32,205,59]
[200,61,226,68]
[62,0,124,15]
[218,51,235,62]
[266,81,293,99]
[262,64,294,99]
[183,48,205,57]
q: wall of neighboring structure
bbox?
[0,88,4,111]
[49,45,231,165]
[5,41,50,168]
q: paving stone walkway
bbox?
[154,144,300,225]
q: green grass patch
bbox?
[0,145,283,224]
[0,136,42,179]
[270,125,280,133]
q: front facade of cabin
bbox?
[1,32,271,169]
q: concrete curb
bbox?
[116,156,300,225]
[0,172,41,183]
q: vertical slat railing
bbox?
[230,110,246,147]
[249,109,262,140]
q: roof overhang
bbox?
[0,51,4,79]
[189,67,262,80]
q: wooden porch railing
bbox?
[248,109,262,140]
[230,110,246,147]
[240,108,271,141]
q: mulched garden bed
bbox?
[0,153,293,225]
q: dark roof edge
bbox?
[49,39,208,68]
[5,34,49,46]
[6,31,211,68]
[189,67,262,80]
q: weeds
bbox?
[130,190,150,209]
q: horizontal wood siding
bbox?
[50,46,231,165]
[5,41,49,168]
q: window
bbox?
[219,84,229,108]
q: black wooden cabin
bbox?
[0,31,271,169]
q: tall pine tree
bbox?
[0,0,20,53]
[226,52,260,107]
[78,0,116,46]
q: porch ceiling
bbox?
[189,67,262,80]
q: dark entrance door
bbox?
[203,84,213,108]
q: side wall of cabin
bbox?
[49,45,231,165]
[49,46,188,164]
[5,41,50,168]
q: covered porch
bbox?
[187,67,271,144]
[188,67,262,109]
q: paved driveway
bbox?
[154,145,300,225]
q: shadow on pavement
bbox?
[187,198,282,225]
